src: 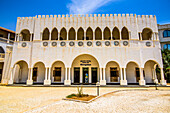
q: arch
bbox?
[51,61,65,82]
[20,29,31,41]
[163,30,170,38]
[142,28,153,40]
[60,28,67,40]
[104,27,111,40]
[143,60,161,83]
[0,46,5,53]
[105,61,121,83]
[69,27,75,40]
[126,61,140,83]
[77,27,84,40]
[33,61,46,68]
[42,28,50,40]
[51,28,58,40]
[95,27,102,40]
[112,27,120,40]
[13,60,28,83]
[86,27,93,40]
[143,59,161,68]
[32,61,46,83]
[71,54,100,84]
[121,27,129,40]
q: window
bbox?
[163,44,170,50]
[163,30,170,37]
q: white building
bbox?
[1,14,167,86]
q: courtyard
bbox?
[0,86,169,113]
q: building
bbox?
[158,24,170,50]
[0,27,15,82]
[1,14,167,86]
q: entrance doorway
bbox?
[83,67,89,83]
[74,67,80,83]
[53,67,61,81]
[110,67,119,82]
[33,67,38,81]
[92,67,97,83]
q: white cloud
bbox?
[67,0,117,14]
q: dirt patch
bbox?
[67,95,97,101]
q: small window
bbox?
[163,30,170,37]
[163,44,170,50]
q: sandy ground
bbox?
[0,86,169,113]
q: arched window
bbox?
[60,28,67,40]
[86,27,93,40]
[104,27,111,40]
[51,28,58,40]
[77,27,84,40]
[69,28,75,40]
[42,28,49,40]
[20,29,31,41]
[163,30,170,38]
[142,28,153,40]
[112,27,120,40]
[95,27,102,40]
[121,27,129,40]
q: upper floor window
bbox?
[163,44,170,50]
[163,30,170,38]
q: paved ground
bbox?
[0,86,169,113]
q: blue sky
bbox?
[0,0,170,31]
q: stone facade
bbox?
[1,14,167,86]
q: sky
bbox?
[0,0,170,31]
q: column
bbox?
[40,32,43,40]
[45,67,48,80]
[30,33,32,41]
[123,68,126,80]
[8,68,13,84]
[129,32,131,40]
[67,32,68,40]
[103,68,106,80]
[84,32,86,40]
[58,32,60,40]
[30,68,33,80]
[89,67,92,83]
[17,34,20,41]
[120,32,122,40]
[49,32,51,40]
[80,67,82,83]
[111,32,113,40]
[65,67,67,80]
[68,67,70,80]
[141,33,142,40]
[93,32,95,40]
[100,68,102,80]
[48,67,51,80]
[75,31,77,40]
[102,31,104,40]
[27,68,33,85]
[139,68,145,85]
[160,68,166,85]
[120,68,123,80]
[7,33,10,43]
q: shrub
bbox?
[66,94,76,98]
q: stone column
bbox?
[89,67,92,83]
[141,33,143,40]
[102,31,104,40]
[120,68,123,80]
[27,68,33,85]
[80,67,82,83]
[75,31,77,40]
[30,33,32,41]
[160,68,167,85]
[139,68,145,85]
[120,32,122,40]
[129,32,131,40]
[8,68,14,85]
[67,32,68,40]
[64,67,71,85]
[111,32,113,40]
[84,32,86,40]
[103,68,106,81]
[93,32,95,40]
[100,68,106,85]
[58,32,60,40]
[49,32,51,40]
[7,33,10,43]
[44,67,51,85]
[40,32,42,40]
[120,68,127,85]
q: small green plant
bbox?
[66,94,76,98]
[77,85,83,97]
